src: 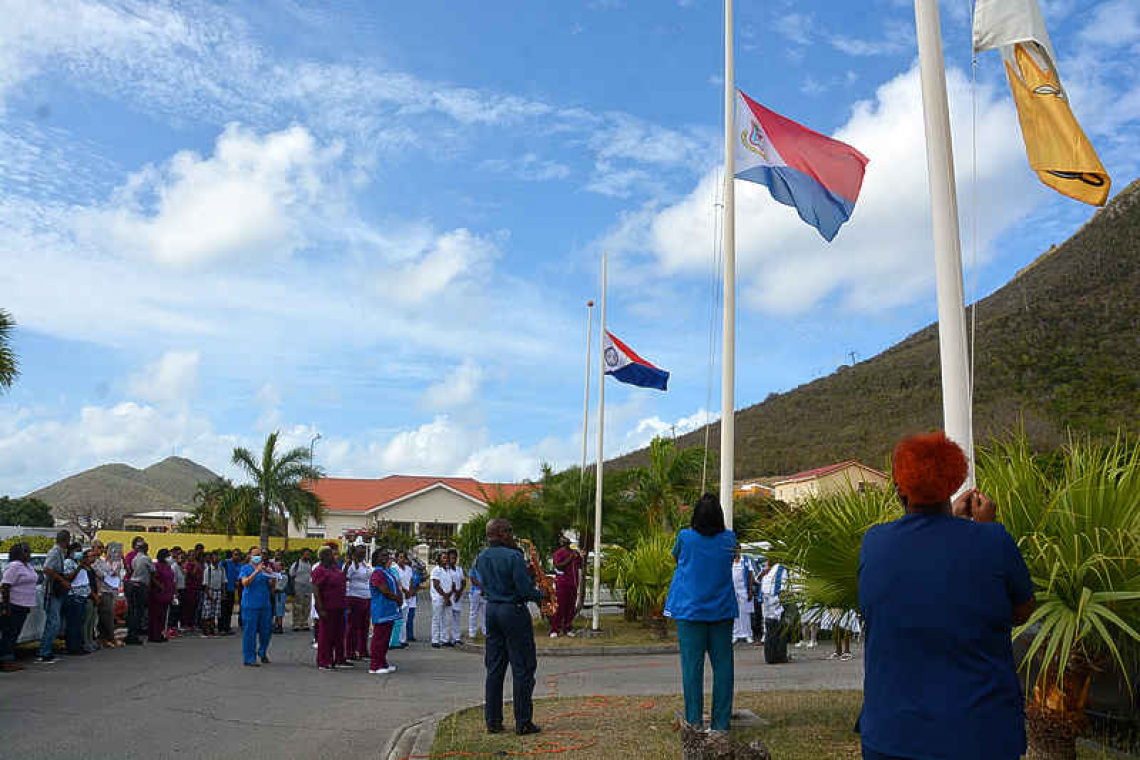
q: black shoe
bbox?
[66,650,89,656]
[516,722,541,736]
[260,656,270,664]
[431,643,441,649]
[123,639,142,646]
[443,642,454,648]
[487,724,505,734]
[243,662,260,667]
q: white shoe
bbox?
[311,642,318,649]
[566,630,576,637]
[550,632,558,638]
[369,668,384,674]
[746,637,754,644]
[383,664,397,674]
[795,641,804,648]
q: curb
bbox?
[463,642,678,657]
[382,708,462,760]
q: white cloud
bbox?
[381,228,500,305]
[87,124,342,266]
[1078,0,1140,47]
[627,408,717,450]
[773,13,815,46]
[481,153,572,182]
[127,350,200,405]
[600,63,1042,315]
[829,20,912,57]
[421,359,483,411]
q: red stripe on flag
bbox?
[606,331,660,370]
[740,90,868,204]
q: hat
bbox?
[892,431,968,505]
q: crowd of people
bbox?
[0,530,563,677]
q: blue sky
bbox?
[2,0,1138,494]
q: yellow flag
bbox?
[974,0,1110,206]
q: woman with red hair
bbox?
[857,432,1036,760]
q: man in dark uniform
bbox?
[474,518,543,736]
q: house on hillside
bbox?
[771,461,888,504]
[294,476,531,544]
[733,479,775,501]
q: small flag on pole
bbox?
[973,0,1110,206]
[603,331,669,391]
[734,89,868,241]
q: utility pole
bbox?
[848,350,858,365]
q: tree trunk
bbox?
[1024,672,1092,760]
[259,491,270,551]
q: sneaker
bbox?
[828,652,841,660]
[35,655,57,663]
[794,641,804,648]
[516,722,542,736]
[368,668,385,674]
[566,630,576,637]
[260,656,270,664]
[384,664,397,674]
[442,642,454,648]
[337,660,354,667]
[311,642,319,650]
[319,665,334,671]
[550,632,558,638]
[431,643,441,649]
[746,637,754,644]
[840,653,853,661]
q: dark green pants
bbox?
[676,619,734,730]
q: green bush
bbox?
[0,535,57,553]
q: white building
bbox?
[292,476,530,544]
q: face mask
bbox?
[73,552,84,562]
[251,555,262,564]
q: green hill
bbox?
[613,178,1140,479]
[27,456,220,523]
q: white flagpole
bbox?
[591,255,607,631]
[719,0,737,527]
[579,301,594,487]
[913,0,975,486]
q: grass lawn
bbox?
[430,690,1123,759]
[467,615,676,648]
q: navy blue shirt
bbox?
[858,513,1034,760]
[474,544,541,604]
[664,528,738,622]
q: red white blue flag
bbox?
[603,331,669,391]
[735,89,868,241]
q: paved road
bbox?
[0,628,862,760]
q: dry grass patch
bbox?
[429,690,1123,759]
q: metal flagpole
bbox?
[913,0,975,487]
[719,0,737,527]
[579,301,594,491]
[591,256,607,631]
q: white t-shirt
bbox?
[430,565,453,603]
[395,564,416,608]
[760,563,786,620]
[449,566,466,595]
[345,561,371,599]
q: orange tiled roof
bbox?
[772,460,887,486]
[301,476,531,513]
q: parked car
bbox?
[0,553,47,644]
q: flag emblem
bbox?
[742,122,768,158]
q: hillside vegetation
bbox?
[28,456,220,522]
[613,179,1140,479]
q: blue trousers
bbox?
[406,606,416,640]
[241,606,272,664]
[676,619,734,730]
[38,594,62,658]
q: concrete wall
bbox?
[774,464,888,504]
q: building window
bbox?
[306,530,326,539]
[420,522,457,546]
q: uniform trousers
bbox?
[484,601,537,731]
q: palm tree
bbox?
[978,433,1140,760]
[0,309,18,390]
[232,432,324,550]
[631,437,704,531]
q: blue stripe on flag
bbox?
[609,362,669,391]
[735,164,857,242]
